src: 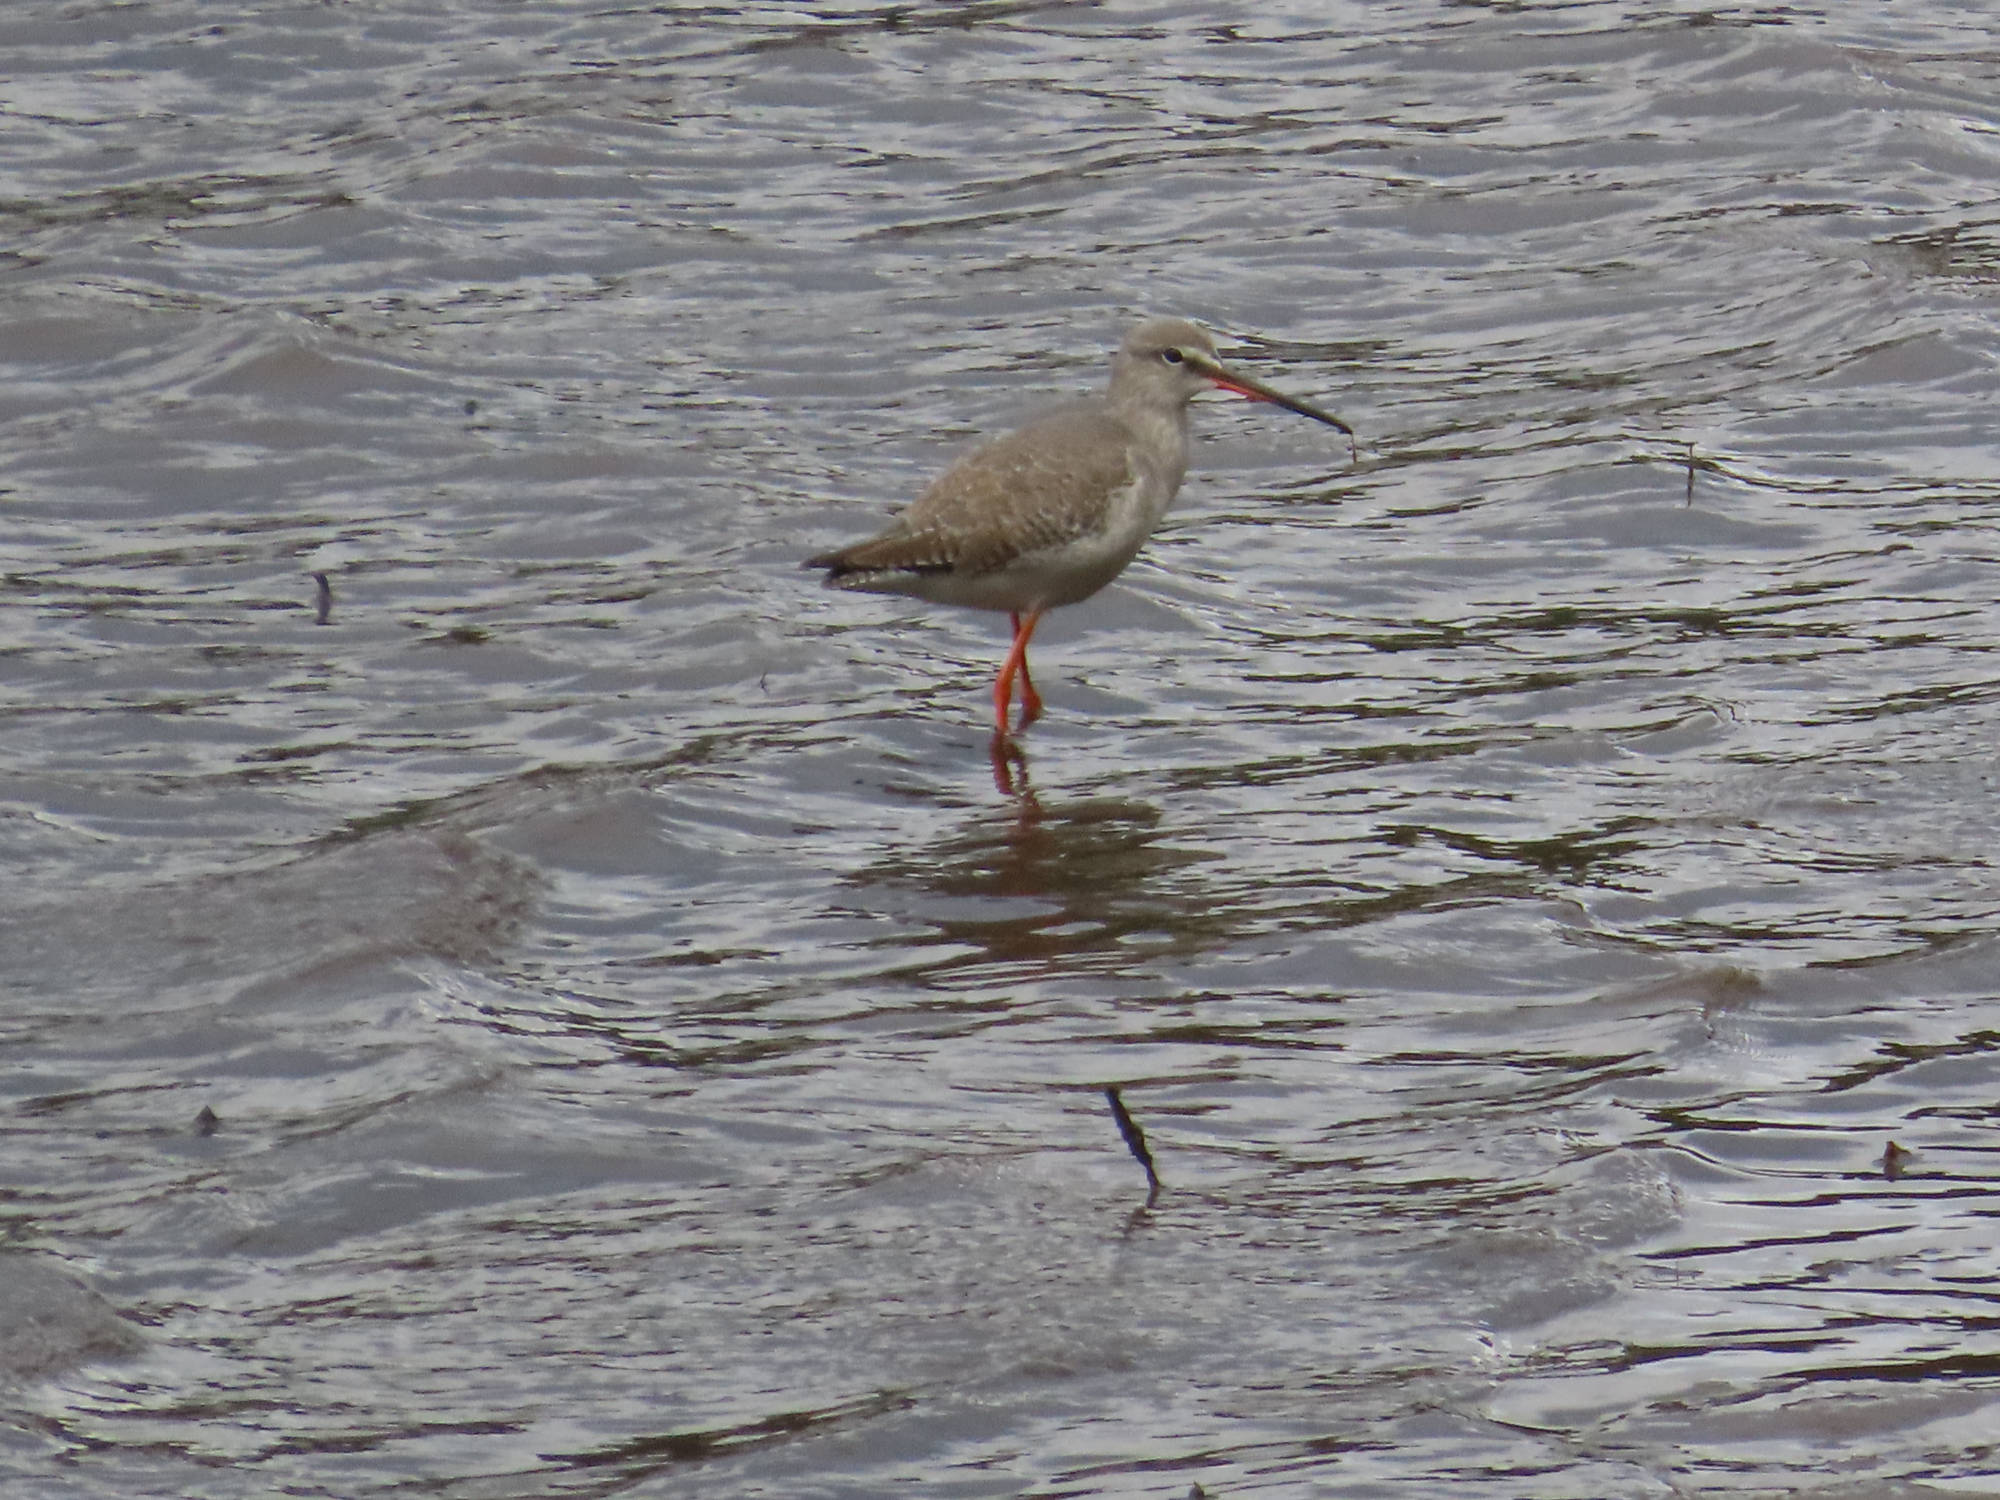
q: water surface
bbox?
[5,3,2000,1496]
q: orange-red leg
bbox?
[993,609,1044,736]
[1011,612,1044,729]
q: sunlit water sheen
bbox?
[5,3,2000,1496]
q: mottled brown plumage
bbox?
[808,317,1351,739]
[819,404,1152,603]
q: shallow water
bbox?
[6,2,2000,1496]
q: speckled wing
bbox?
[811,404,1137,583]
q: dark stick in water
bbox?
[1105,1086,1160,1196]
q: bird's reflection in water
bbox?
[850,747,1231,979]
[990,730,1032,802]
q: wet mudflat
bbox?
[5,3,2000,1496]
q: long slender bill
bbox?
[1195,353,1356,460]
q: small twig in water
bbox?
[312,571,333,626]
[1685,441,1697,505]
[1105,1086,1160,1196]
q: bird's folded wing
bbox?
[821,407,1137,580]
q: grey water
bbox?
[6,3,2000,1496]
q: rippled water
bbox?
[6,2,2000,1496]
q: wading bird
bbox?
[808,317,1353,743]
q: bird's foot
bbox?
[1015,681,1044,731]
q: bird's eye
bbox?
[1161,348,1185,365]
